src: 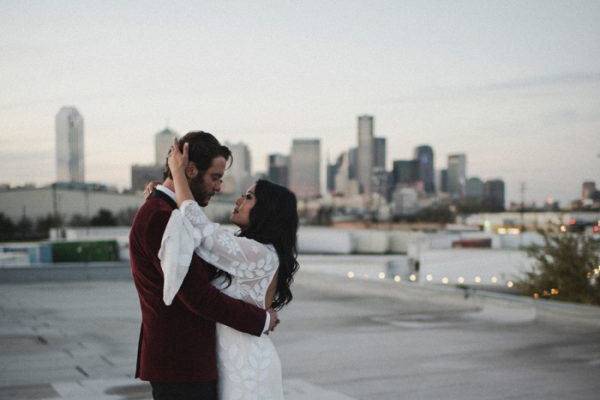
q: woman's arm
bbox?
[165,140,277,280]
[168,140,194,207]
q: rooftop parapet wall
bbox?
[1,262,599,329]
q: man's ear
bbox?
[185,163,198,179]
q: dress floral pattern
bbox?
[160,199,283,400]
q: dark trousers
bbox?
[150,381,217,400]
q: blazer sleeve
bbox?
[144,208,266,337]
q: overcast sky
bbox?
[1,0,599,205]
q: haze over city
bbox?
[1,1,599,205]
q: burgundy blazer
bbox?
[129,190,266,382]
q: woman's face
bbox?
[230,184,257,229]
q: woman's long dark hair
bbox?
[239,179,299,310]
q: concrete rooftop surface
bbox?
[1,270,600,400]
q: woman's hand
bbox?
[168,139,189,176]
[143,181,160,199]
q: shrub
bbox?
[517,230,600,305]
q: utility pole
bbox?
[520,182,526,229]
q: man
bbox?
[130,131,278,400]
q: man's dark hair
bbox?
[163,131,232,179]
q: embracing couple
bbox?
[129,131,299,400]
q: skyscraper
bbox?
[226,142,253,195]
[327,153,345,193]
[348,147,358,180]
[56,106,84,183]
[447,154,467,199]
[414,145,435,194]
[131,164,164,192]
[439,169,448,193]
[373,137,386,170]
[289,139,321,199]
[466,177,484,200]
[484,179,505,211]
[357,115,374,195]
[155,128,178,166]
[267,154,289,188]
[582,182,597,200]
[392,160,420,188]
[333,151,350,195]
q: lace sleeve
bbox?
[180,200,278,280]
[158,209,197,305]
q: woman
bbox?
[161,140,299,400]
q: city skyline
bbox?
[1,1,599,205]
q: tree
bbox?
[414,206,454,223]
[90,209,118,226]
[0,213,15,241]
[35,214,63,239]
[69,214,90,227]
[517,230,600,305]
[15,215,34,240]
[116,207,137,226]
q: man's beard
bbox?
[189,175,213,207]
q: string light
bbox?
[426,274,433,282]
[378,272,386,279]
[442,277,449,284]
[347,271,354,279]
[394,275,401,282]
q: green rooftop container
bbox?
[51,240,119,263]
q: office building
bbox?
[0,183,140,222]
[439,169,448,193]
[267,154,289,188]
[56,107,84,183]
[393,187,419,217]
[357,115,374,195]
[447,154,467,199]
[289,139,321,199]
[131,165,164,192]
[582,182,597,200]
[155,128,178,166]
[465,177,484,200]
[327,153,345,193]
[484,179,505,211]
[373,137,386,170]
[348,147,358,180]
[392,160,420,188]
[414,145,435,194]
[226,142,253,195]
[372,168,391,200]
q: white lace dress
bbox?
[159,199,284,400]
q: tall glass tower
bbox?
[447,153,467,199]
[414,145,435,194]
[357,115,374,195]
[55,107,84,182]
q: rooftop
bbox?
[1,268,599,400]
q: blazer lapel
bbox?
[151,190,177,210]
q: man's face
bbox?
[188,156,226,207]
